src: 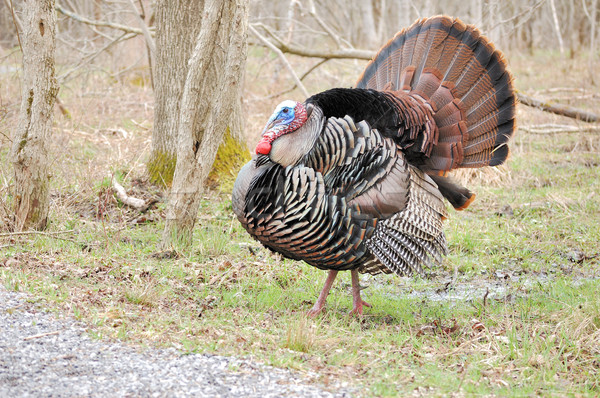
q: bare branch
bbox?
[55,3,150,36]
[250,23,374,60]
[249,24,310,97]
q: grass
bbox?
[1,50,600,396]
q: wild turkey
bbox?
[232,16,516,316]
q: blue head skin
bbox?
[261,100,297,135]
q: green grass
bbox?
[1,52,600,396]
[1,141,599,396]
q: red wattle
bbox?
[255,140,272,155]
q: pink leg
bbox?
[349,269,371,316]
[307,270,338,317]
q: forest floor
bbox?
[1,49,600,396]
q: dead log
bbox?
[517,92,599,123]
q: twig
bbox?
[249,25,309,97]
[111,176,147,211]
[23,330,60,341]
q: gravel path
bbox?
[0,287,353,397]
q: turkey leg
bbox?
[350,269,371,316]
[307,270,338,317]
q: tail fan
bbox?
[356,16,516,173]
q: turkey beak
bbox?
[261,118,282,136]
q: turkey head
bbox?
[255,101,323,167]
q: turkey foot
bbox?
[349,269,371,316]
[349,299,372,316]
[307,270,338,317]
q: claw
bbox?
[349,299,372,316]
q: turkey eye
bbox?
[282,108,289,113]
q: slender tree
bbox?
[10,0,59,231]
[160,0,248,248]
[148,0,204,187]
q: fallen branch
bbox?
[520,123,600,134]
[111,177,147,211]
[517,92,600,123]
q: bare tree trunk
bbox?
[161,0,248,249]
[471,0,483,25]
[148,0,204,187]
[350,0,377,48]
[10,0,59,232]
[549,0,565,55]
[587,0,598,84]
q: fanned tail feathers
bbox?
[356,16,516,172]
